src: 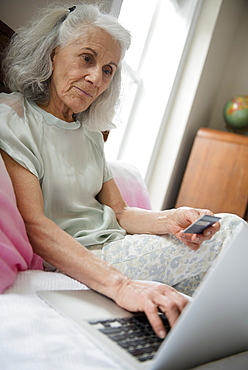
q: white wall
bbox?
[1,0,70,30]
[0,0,122,30]
[208,0,248,130]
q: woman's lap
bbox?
[89,213,245,295]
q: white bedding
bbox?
[0,270,120,370]
[1,270,247,370]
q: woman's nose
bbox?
[85,67,102,87]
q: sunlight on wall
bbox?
[105,0,198,180]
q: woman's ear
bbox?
[50,47,58,67]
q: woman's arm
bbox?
[1,151,187,338]
[97,178,221,250]
[0,152,127,296]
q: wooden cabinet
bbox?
[175,128,248,219]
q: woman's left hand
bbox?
[168,207,220,250]
[98,179,220,251]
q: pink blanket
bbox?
[0,155,43,293]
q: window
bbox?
[105,0,199,180]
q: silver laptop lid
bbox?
[151,222,248,369]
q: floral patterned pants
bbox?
[89,214,246,296]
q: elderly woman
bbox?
[0,3,244,338]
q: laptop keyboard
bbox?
[89,313,170,362]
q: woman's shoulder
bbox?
[0,92,25,117]
[84,127,105,150]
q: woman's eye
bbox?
[103,66,113,76]
[82,54,92,63]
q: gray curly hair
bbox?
[2,3,131,130]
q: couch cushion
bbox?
[0,155,43,293]
[108,160,152,210]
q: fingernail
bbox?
[158,330,166,339]
[205,231,211,236]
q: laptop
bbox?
[38,222,248,370]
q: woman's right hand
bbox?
[113,278,188,338]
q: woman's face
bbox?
[48,27,121,121]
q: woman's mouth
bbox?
[75,86,93,98]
